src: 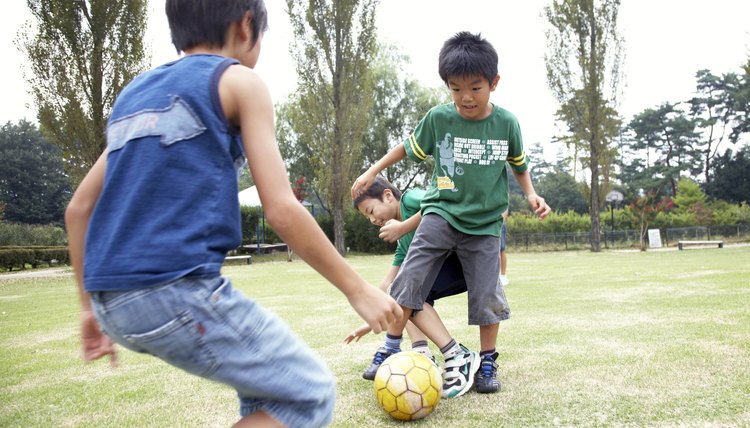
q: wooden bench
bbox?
[677,240,724,250]
[225,255,252,264]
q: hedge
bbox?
[0,246,69,271]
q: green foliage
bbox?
[0,246,68,270]
[532,168,588,214]
[543,0,625,252]
[507,210,591,234]
[343,209,394,254]
[0,222,66,246]
[18,0,149,185]
[286,0,380,254]
[0,120,70,224]
[239,206,262,246]
[704,145,750,203]
[624,103,700,197]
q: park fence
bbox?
[507,224,750,252]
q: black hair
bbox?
[353,176,402,209]
[166,0,268,53]
[438,31,498,86]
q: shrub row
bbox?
[0,246,69,271]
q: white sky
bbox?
[2,0,749,159]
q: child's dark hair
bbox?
[166,0,268,53]
[438,31,498,86]
[353,176,402,209]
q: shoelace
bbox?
[372,351,389,364]
[480,359,495,378]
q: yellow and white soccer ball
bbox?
[373,351,442,421]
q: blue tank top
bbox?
[84,55,245,291]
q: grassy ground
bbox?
[1,246,749,427]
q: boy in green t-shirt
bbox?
[352,31,550,396]
[346,176,510,392]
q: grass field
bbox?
[1,246,749,427]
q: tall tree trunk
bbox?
[589,150,602,252]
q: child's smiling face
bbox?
[356,189,400,227]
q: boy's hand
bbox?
[80,310,118,367]
[347,285,403,334]
[379,219,405,243]
[351,170,376,199]
[344,323,372,343]
[526,193,551,220]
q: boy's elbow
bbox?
[263,199,302,233]
[64,198,94,228]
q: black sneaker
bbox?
[362,347,394,380]
[475,352,501,393]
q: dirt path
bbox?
[0,267,72,280]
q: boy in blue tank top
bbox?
[65,1,401,427]
[352,32,551,397]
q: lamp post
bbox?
[605,190,624,248]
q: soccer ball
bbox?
[373,351,442,421]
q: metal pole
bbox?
[610,203,615,248]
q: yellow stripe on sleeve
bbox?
[408,134,427,160]
[507,152,526,166]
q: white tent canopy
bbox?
[238,185,312,208]
[238,185,262,207]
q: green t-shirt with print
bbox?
[403,103,528,236]
[393,188,426,267]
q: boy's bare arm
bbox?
[344,265,401,343]
[379,211,421,243]
[65,152,118,366]
[224,65,402,333]
[512,169,551,220]
[351,143,407,198]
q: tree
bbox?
[17,0,148,186]
[534,168,589,214]
[627,103,700,196]
[728,58,750,143]
[544,0,625,252]
[688,69,738,184]
[704,145,750,204]
[360,43,446,191]
[285,0,379,254]
[626,191,673,251]
[0,120,70,224]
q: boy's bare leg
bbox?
[234,411,284,428]
[479,323,499,352]
[404,321,428,344]
[409,304,452,349]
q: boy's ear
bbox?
[383,189,394,202]
[235,11,253,44]
[490,74,500,91]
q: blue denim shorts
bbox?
[90,275,335,427]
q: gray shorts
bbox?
[390,214,509,325]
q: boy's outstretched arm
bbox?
[65,152,118,366]
[351,143,407,198]
[512,169,551,220]
[343,265,401,343]
[379,211,421,243]
[224,66,402,333]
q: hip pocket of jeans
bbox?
[123,310,220,377]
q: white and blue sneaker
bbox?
[441,344,480,398]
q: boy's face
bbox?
[447,74,500,121]
[356,190,400,227]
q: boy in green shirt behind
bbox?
[346,176,511,393]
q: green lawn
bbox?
[1,246,749,427]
